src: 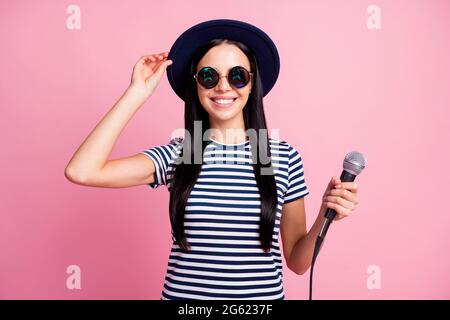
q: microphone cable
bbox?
[309,216,332,300]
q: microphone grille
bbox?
[343,151,367,175]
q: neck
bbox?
[208,114,247,144]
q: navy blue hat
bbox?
[167,19,280,101]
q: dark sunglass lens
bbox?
[197,67,218,89]
[229,66,250,88]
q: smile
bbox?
[209,97,237,107]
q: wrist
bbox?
[126,84,152,102]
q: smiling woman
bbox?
[64,18,359,301]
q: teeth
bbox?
[212,98,235,105]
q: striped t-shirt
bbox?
[140,137,309,300]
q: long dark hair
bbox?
[169,39,278,253]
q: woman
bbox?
[65,19,359,300]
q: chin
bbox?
[207,103,244,120]
[209,110,239,122]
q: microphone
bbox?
[318,151,367,241]
[309,151,367,300]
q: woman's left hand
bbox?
[322,176,359,221]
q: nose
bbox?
[215,75,232,92]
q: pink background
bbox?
[1,0,449,299]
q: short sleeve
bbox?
[283,143,309,203]
[140,137,183,189]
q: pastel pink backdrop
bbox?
[1,0,449,299]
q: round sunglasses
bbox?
[194,66,253,90]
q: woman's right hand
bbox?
[128,51,173,99]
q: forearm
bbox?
[65,86,148,181]
[288,204,327,275]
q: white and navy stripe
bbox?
[141,137,309,300]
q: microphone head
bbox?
[343,151,367,175]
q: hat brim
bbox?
[167,19,280,102]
